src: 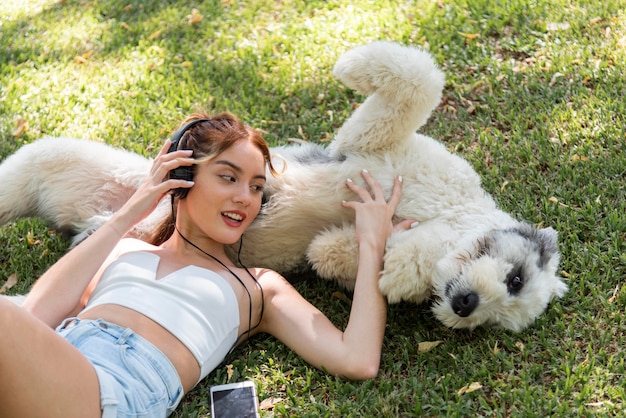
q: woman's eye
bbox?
[220,175,236,182]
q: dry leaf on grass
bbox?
[297,125,307,141]
[457,381,483,395]
[147,30,162,41]
[74,50,93,64]
[417,340,442,353]
[27,231,40,246]
[188,9,203,25]
[259,397,285,411]
[332,291,352,305]
[608,285,620,303]
[0,274,18,294]
[459,32,480,40]
[571,155,589,161]
[13,117,28,137]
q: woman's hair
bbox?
[149,111,278,245]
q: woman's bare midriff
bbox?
[79,304,200,393]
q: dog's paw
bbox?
[307,224,359,290]
[379,236,434,304]
[71,214,113,247]
[332,41,444,102]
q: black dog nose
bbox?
[451,292,479,317]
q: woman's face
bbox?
[181,139,267,246]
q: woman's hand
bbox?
[111,140,195,232]
[342,169,414,255]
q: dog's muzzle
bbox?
[451,292,479,317]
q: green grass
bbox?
[1,0,625,416]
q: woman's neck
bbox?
[165,228,232,266]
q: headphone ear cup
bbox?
[166,118,210,199]
[167,133,194,199]
[169,165,195,199]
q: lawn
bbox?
[1,0,625,416]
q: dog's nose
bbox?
[451,292,479,317]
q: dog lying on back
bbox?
[0,41,567,331]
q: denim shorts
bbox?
[56,318,184,418]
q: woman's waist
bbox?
[79,304,200,392]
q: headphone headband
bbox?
[168,118,211,152]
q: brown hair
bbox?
[149,111,278,245]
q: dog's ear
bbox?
[535,227,567,299]
[536,227,559,268]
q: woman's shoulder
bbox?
[249,267,301,296]
[249,266,283,282]
[114,237,159,256]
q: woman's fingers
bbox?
[344,170,402,206]
[386,175,405,213]
[150,141,194,182]
[394,219,418,232]
[344,170,415,231]
[343,170,382,205]
[359,169,385,200]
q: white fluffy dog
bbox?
[0,41,567,331]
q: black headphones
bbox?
[167,118,211,199]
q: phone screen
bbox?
[211,384,259,418]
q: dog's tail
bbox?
[329,41,445,157]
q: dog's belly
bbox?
[233,137,496,273]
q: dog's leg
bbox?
[0,141,49,226]
[0,137,151,236]
[307,224,440,305]
[306,223,360,290]
[328,41,444,158]
[378,230,442,304]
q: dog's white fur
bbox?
[0,41,567,331]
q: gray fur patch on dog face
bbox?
[500,223,559,268]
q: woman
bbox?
[0,112,413,417]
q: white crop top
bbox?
[81,250,240,384]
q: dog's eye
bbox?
[507,268,524,295]
[510,276,522,289]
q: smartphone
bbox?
[210,381,260,418]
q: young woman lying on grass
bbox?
[0,111,413,417]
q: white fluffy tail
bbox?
[328,41,445,157]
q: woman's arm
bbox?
[261,170,414,379]
[22,142,195,327]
